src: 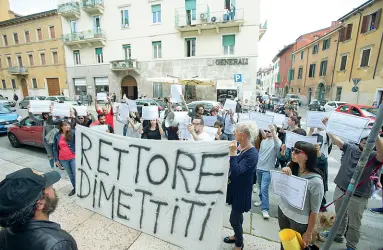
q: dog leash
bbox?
[320,157,383,212]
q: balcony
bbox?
[8,66,28,76]
[110,60,139,72]
[81,0,104,15]
[58,1,80,19]
[175,5,244,34]
[62,29,106,48]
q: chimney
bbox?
[0,0,11,22]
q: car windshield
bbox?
[0,105,12,114]
[361,107,377,117]
[290,95,299,98]
[38,96,46,100]
[58,97,73,101]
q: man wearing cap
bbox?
[0,168,78,250]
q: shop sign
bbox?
[215,58,248,66]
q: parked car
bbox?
[0,105,22,134]
[7,116,44,148]
[285,94,302,106]
[187,101,223,117]
[0,96,16,107]
[19,96,46,109]
[308,99,327,111]
[45,96,82,106]
[335,104,378,129]
[323,101,347,112]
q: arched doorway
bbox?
[21,79,28,97]
[316,83,325,100]
[121,75,138,100]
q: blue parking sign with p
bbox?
[234,74,242,83]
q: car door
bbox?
[350,106,361,117]
[17,118,37,145]
[31,121,44,146]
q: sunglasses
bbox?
[291,147,306,155]
[264,130,271,133]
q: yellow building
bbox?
[0,1,67,101]
[290,27,340,105]
[333,0,383,105]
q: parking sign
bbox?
[234,74,242,83]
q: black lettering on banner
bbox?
[92,174,98,208]
[97,139,112,176]
[135,188,153,229]
[147,155,169,185]
[149,199,169,234]
[172,150,197,193]
[195,153,228,194]
[130,144,151,184]
[171,198,180,234]
[98,180,115,219]
[77,168,90,198]
[81,132,92,170]
[117,189,132,221]
[181,198,206,237]
[199,202,215,241]
[113,147,129,181]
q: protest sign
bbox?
[29,100,51,113]
[223,99,237,113]
[142,106,159,120]
[90,124,109,132]
[249,112,274,130]
[202,116,217,127]
[178,116,192,140]
[204,127,218,139]
[127,99,138,112]
[171,84,182,103]
[75,126,230,250]
[265,111,286,127]
[270,170,308,210]
[52,103,71,117]
[285,131,318,148]
[306,111,331,129]
[113,102,121,112]
[74,106,88,117]
[97,92,107,101]
[326,112,370,143]
[119,103,130,120]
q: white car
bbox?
[45,96,81,106]
[323,101,347,112]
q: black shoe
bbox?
[223,236,236,244]
[68,189,76,196]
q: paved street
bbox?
[0,106,382,249]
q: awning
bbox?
[147,77,214,86]
[146,77,179,84]
[216,79,236,90]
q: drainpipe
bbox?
[303,47,309,88]
[373,32,383,79]
[330,30,341,101]
[348,11,362,82]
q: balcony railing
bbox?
[62,29,106,46]
[110,60,138,71]
[81,0,104,15]
[8,66,28,75]
[58,1,80,19]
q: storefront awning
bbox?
[146,77,179,84]
[216,79,236,90]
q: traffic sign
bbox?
[352,86,359,92]
[234,74,242,83]
[352,78,361,86]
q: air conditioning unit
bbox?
[200,13,207,21]
[211,16,217,23]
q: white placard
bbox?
[270,170,309,210]
[173,112,188,124]
[282,117,289,129]
[113,102,121,112]
[171,84,182,103]
[238,113,250,122]
[75,126,230,250]
[127,99,138,112]
[202,116,217,127]
[223,99,237,113]
[142,106,159,120]
[74,106,88,117]
[119,103,130,120]
[326,112,370,143]
[249,112,274,130]
[52,103,71,117]
[178,116,192,140]
[90,124,109,132]
[306,111,331,129]
[204,127,218,138]
[265,111,286,127]
[285,131,318,148]
[97,92,107,101]
[29,100,51,113]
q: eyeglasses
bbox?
[198,108,204,111]
[192,123,200,126]
[292,147,306,155]
[175,109,182,112]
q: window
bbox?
[291,88,294,93]
[28,54,34,66]
[6,56,11,67]
[70,21,77,33]
[298,88,300,94]
[152,41,162,59]
[298,67,303,79]
[152,4,162,24]
[121,9,129,27]
[13,33,19,45]
[346,24,353,40]
[223,35,235,55]
[312,44,319,54]
[17,55,23,67]
[288,69,295,81]
[322,38,330,50]
[1,80,6,88]
[73,50,81,65]
[95,48,103,63]
[339,105,349,113]
[339,54,347,71]
[40,52,46,65]
[185,38,196,57]
[335,87,342,101]
[123,45,131,60]
[308,63,316,77]
[49,26,56,39]
[300,51,304,60]
[25,31,31,43]
[153,82,163,98]
[319,60,327,76]
[292,54,296,62]
[37,28,43,41]
[52,51,58,64]
[3,35,8,46]
[361,9,382,33]
[11,79,16,89]
[32,78,38,88]
[360,47,371,67]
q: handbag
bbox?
[45,128,59,145]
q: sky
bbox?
[9,0,367,68]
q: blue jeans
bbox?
[257,169,271,211]
[60,158,76,189]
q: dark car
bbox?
[187,101,223,117]
[7,116,44,148]
[0,105,22,134]
[308,99,327,111]
[19,96,46,109]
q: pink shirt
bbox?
[58,136,75,160]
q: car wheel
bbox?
[8,133,21,148]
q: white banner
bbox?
[142,106,159,120]
[249,112,274,130]
[202,116,217,127]
[171,84,182,103]
[29,100,51,113]
[285,131,318,148]
[306,111,331,129]
[75,126,230,250]
[52,103,71,117]
[265,111,286,127]
[119,103,130,120]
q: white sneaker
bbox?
[253,201,262,207]
[252,185,258,193]
[262,210,270,219]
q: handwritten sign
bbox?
[202,116,217,127]
[119,103,130,120]
[127,99,138,112]
[171,84,182,103]
[306,111,331,129]
[29,100,51,113]
[223,99,237,113]
[326,112,370,143]
[249,112,274,130]
[142,106,159,120]
[90,124,109,132]
[178,116,192,140]
[265,111,286,127]
[52,103,71,117]
[285,131,318,148]
[204,127,218,139]
[113,102,121,113]
[270,170,309,210]
[74,106,88,117]
[97,92,107,101]
[75,126,230,250]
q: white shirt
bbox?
[190,131,213,141]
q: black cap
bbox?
[0,168,61,215]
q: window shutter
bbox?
[185,0,196,11]
[288,69,291,81]
[361,15,369,33]
[222,35,235,46]
[151,4,161,13]
[95,48,103,55]
[339,27,346,42]
[346,24,353,40]
[375,8,382,30]
[152,41,161,46]
[277,73,280,83]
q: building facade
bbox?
[58,0,262,102]
[0,4,67,100]
[275,43,294,96]
[256,66,273,95]
[270,57,279,95]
